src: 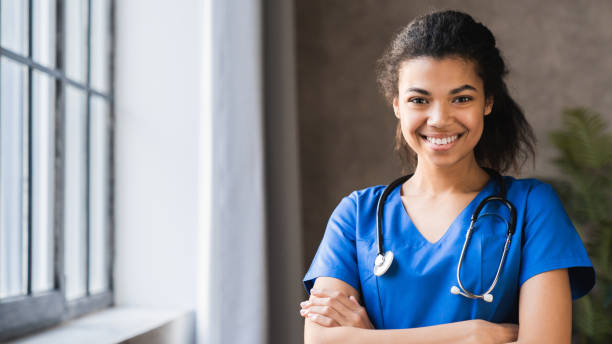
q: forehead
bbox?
[397,57,483,92]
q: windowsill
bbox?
[7,307,195,344]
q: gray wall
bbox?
[264,0,304,343]
[296,0,612,271]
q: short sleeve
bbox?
[303,193,361,296]
[520,182,595,299]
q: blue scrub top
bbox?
[303,177,595,329]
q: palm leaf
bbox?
[548,108,612,342]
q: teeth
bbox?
[426,135,458,145]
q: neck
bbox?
[406,155,490,196]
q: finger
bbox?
[310,289,366,327]
[307,295,355,316]
[307,305,345,321]
[308,294,370,328]
[311,290,362,313]
[307,313,340,327]
[349,295,373,328]
[304,298,351,325]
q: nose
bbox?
[427,102,452,128]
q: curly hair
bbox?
[376,10,535,174]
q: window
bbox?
[0,0,114,340]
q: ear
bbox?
[484,96,494,116]
[392,97,400,119]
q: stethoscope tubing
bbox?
[375,174,411,256]
[374,168,517,302]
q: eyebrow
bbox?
[405,84,478,96]
[449,84,477,94]
[406,87,430,96]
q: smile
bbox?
[426,135,459,145]
[419,133,464,150]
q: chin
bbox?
[418,151,476,169]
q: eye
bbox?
[453,96,473,103]
[408,97,428,104]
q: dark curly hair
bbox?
[376,10,535,174]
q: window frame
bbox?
[0,0,115,340]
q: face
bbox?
[392,57,493,170]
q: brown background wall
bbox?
[296,0,612,273]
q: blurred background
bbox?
[0,0,610,343]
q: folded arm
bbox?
[303,277,517,344]
[304,269,572,344]
[305,319,495,344]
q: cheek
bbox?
[398,112,425,144]
[461,115,486,146]
[468,115,485,136]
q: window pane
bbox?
[0,57,28,298]
[90,0,110,92]
[0,0,29,55]
[64,0,88,83]
[64,85,87,300]
[89,96,109,294]
[32,0,57,68]
[31,70,56,293]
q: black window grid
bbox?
[0,0,115,340]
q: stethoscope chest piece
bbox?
[373,251,394,276]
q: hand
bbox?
[468,319,518,344]
[299,288,374,329]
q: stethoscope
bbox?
[372,168,517,303]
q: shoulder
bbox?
[341,185,387,214]
[330,185,386,229]
[503,176,570,225]
[330,184,386,209]
[348,184,387,205]
[503,176,559,202]
[332,185,386,216]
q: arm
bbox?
[306,319,481,344]
[509,268,572,344]
[304,277,517,344]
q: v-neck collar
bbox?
[390,177,496,247]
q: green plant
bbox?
[547,107,612,343]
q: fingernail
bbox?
[300,309,308,315]
[300,301,310,307]
[308,313,316,319]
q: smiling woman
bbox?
[300,10,595,344]
[392,58,492,169]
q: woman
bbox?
[300,10,595,344]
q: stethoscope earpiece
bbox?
[450,285,494,303]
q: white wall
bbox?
[206,0,267,342]
[114,0,202,311]
[114,1,268,343]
